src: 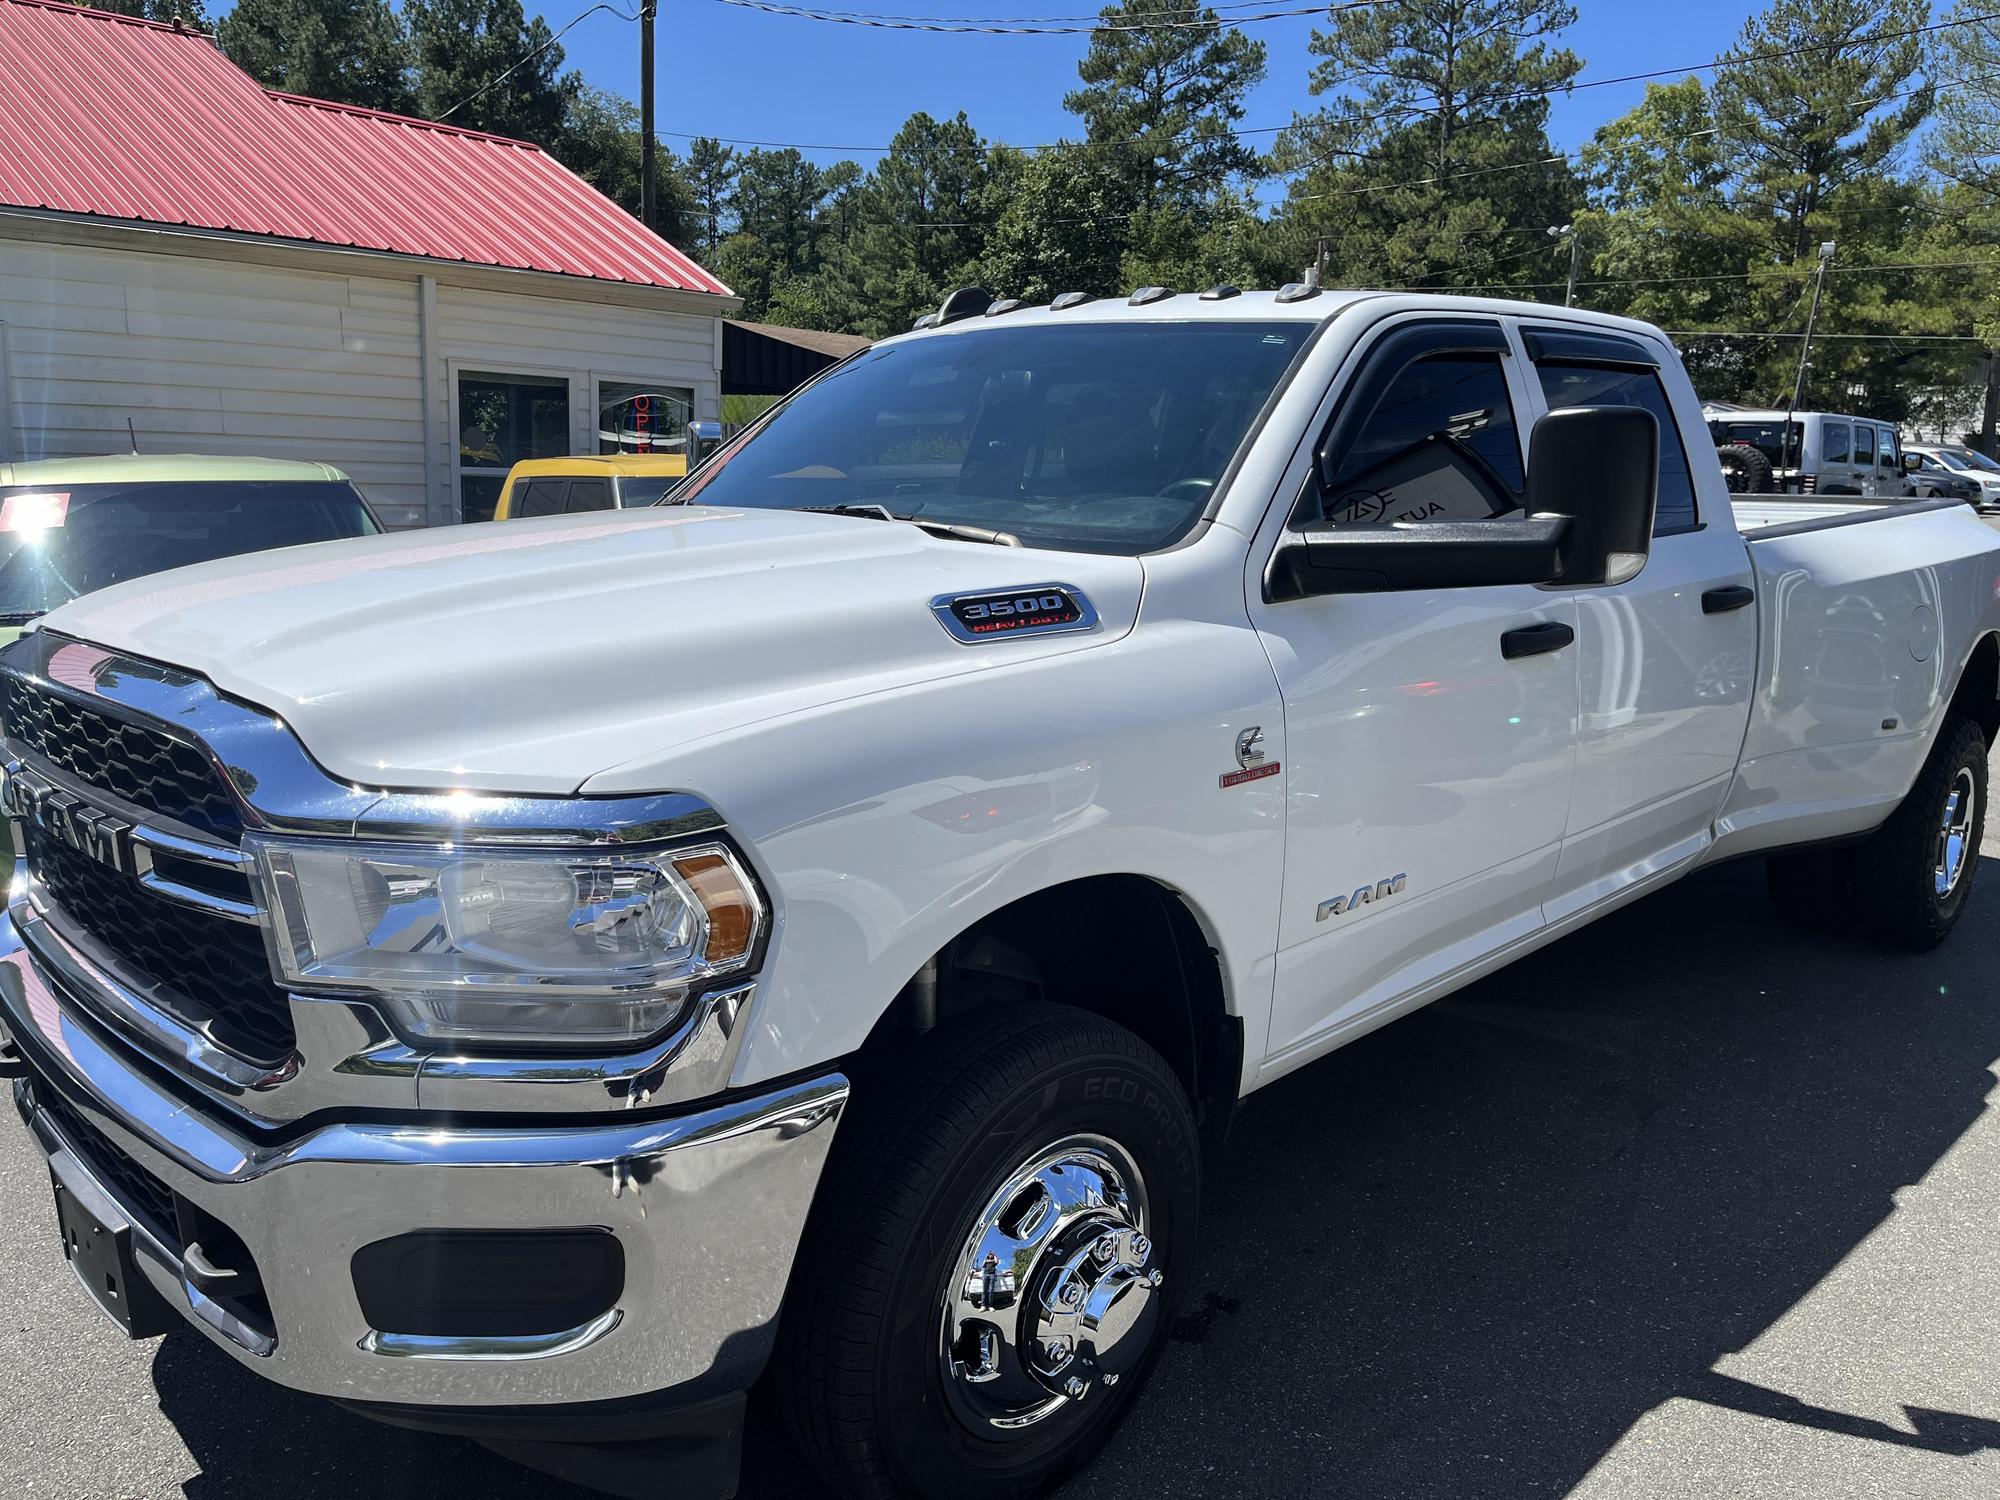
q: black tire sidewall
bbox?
[1928,724,1986,929]
[873,1049,1199,1498]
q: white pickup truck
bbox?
[4,290,1999,1500]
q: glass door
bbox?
[456,371,571,523]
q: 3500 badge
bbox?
[931,584,1100,644]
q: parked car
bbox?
[493,453,688,519]
[493,427,727,520]
[1704,407,1914,497]
[8,291,2000,1500]
[0,454,380,646]
[1906,443,2000,511]
[1903,447,1983,504]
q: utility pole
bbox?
[640,0,658,232]
[1782,240,1836,484]
[1548,224,1580,307]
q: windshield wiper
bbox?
[800,503,1021,548]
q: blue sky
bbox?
[547,0,1766,175]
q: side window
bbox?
[515,477,568,518]
[565,478,614,513]
[1822,422,1850,465]
[1314,354,1524,526]
[1856,425,1877,468]
[1534,361,1697,534]
[1879,431,1901,472]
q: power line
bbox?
[435,0,638,123]
[701,0,1370,31]
[662,11,1997,163]
[1669,330,1987,342]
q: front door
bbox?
[1248,317,1581,1067]
[1521,325,1758,919]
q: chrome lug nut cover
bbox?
[938,1136,1160,1433]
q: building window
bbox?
[458,371,570,523]
[598,379,693,456]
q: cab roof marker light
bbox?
[936,287,995,325]
[983,298,1026,317]
[1199,285,1242,301]
[912,312,940,331]
[1275,282,1323,304]
[1050,291,1096,311]
[1128,286,1175,306]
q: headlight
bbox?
[247,835,763,1047]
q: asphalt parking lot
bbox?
[6,805,2000,1498]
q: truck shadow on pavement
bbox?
[150,855,2000,1498]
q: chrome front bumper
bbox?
[0,913,847,1409]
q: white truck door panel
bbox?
[1520,326,1758,921]
[1247,316,1580,1065]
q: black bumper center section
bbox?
[352,1228,625,1338]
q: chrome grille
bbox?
[27,827,295,1065]
[0,675,240,838]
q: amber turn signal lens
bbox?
[673,852,757,962]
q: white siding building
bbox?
[0,0,738,528]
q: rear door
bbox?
[1520,324,1758,921]
[1819,419,1858,495]
[1247,315,1580,1062]
[1854,424,1882,498]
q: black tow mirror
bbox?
[1524,405,1659,586]
[1268,516,1572,599]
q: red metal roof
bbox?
[0,0,732,297]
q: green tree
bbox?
[1713,0,1933,267]
[1063,0,1267,206]
[71,0,208,25]
[218,0,415,114]
[1576,79,1764,392]
[841,112,995,333]
[1924,4,2000,447]
[979,145,1133,305]
[406,0,579,148]
[555,88,696,242]
[685,136,740,255]
[1276,0,1582,289]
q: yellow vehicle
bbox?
[493,453,691,519]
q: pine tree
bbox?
[685,137,741,255]
[1276,0,1582,289]
[1713,0,1933,267]
[1063,0,1267,206]
[70,0,208,25]
[218,0,415,115]
[405,0,579,148]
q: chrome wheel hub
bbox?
[940,1135,1159,1432]
[1936,768,1978,898]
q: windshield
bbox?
[669,322,1310,555]
[616,476,682,506]
[1947,447,2000,473]
[0,480,378,620]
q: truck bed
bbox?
[1710,496,2000,858]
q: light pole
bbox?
[1781,240,1836,486]
[1548,223,1580,307]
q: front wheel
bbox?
[776,1004,1199,1500]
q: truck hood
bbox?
[39,507,1144,795]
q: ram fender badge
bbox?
[1317,874,1408,922]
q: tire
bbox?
[1848,714,1988,949]
[1716,443,1774,494]
[1766,845,1854,930]
[776,1004,1200,1500]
